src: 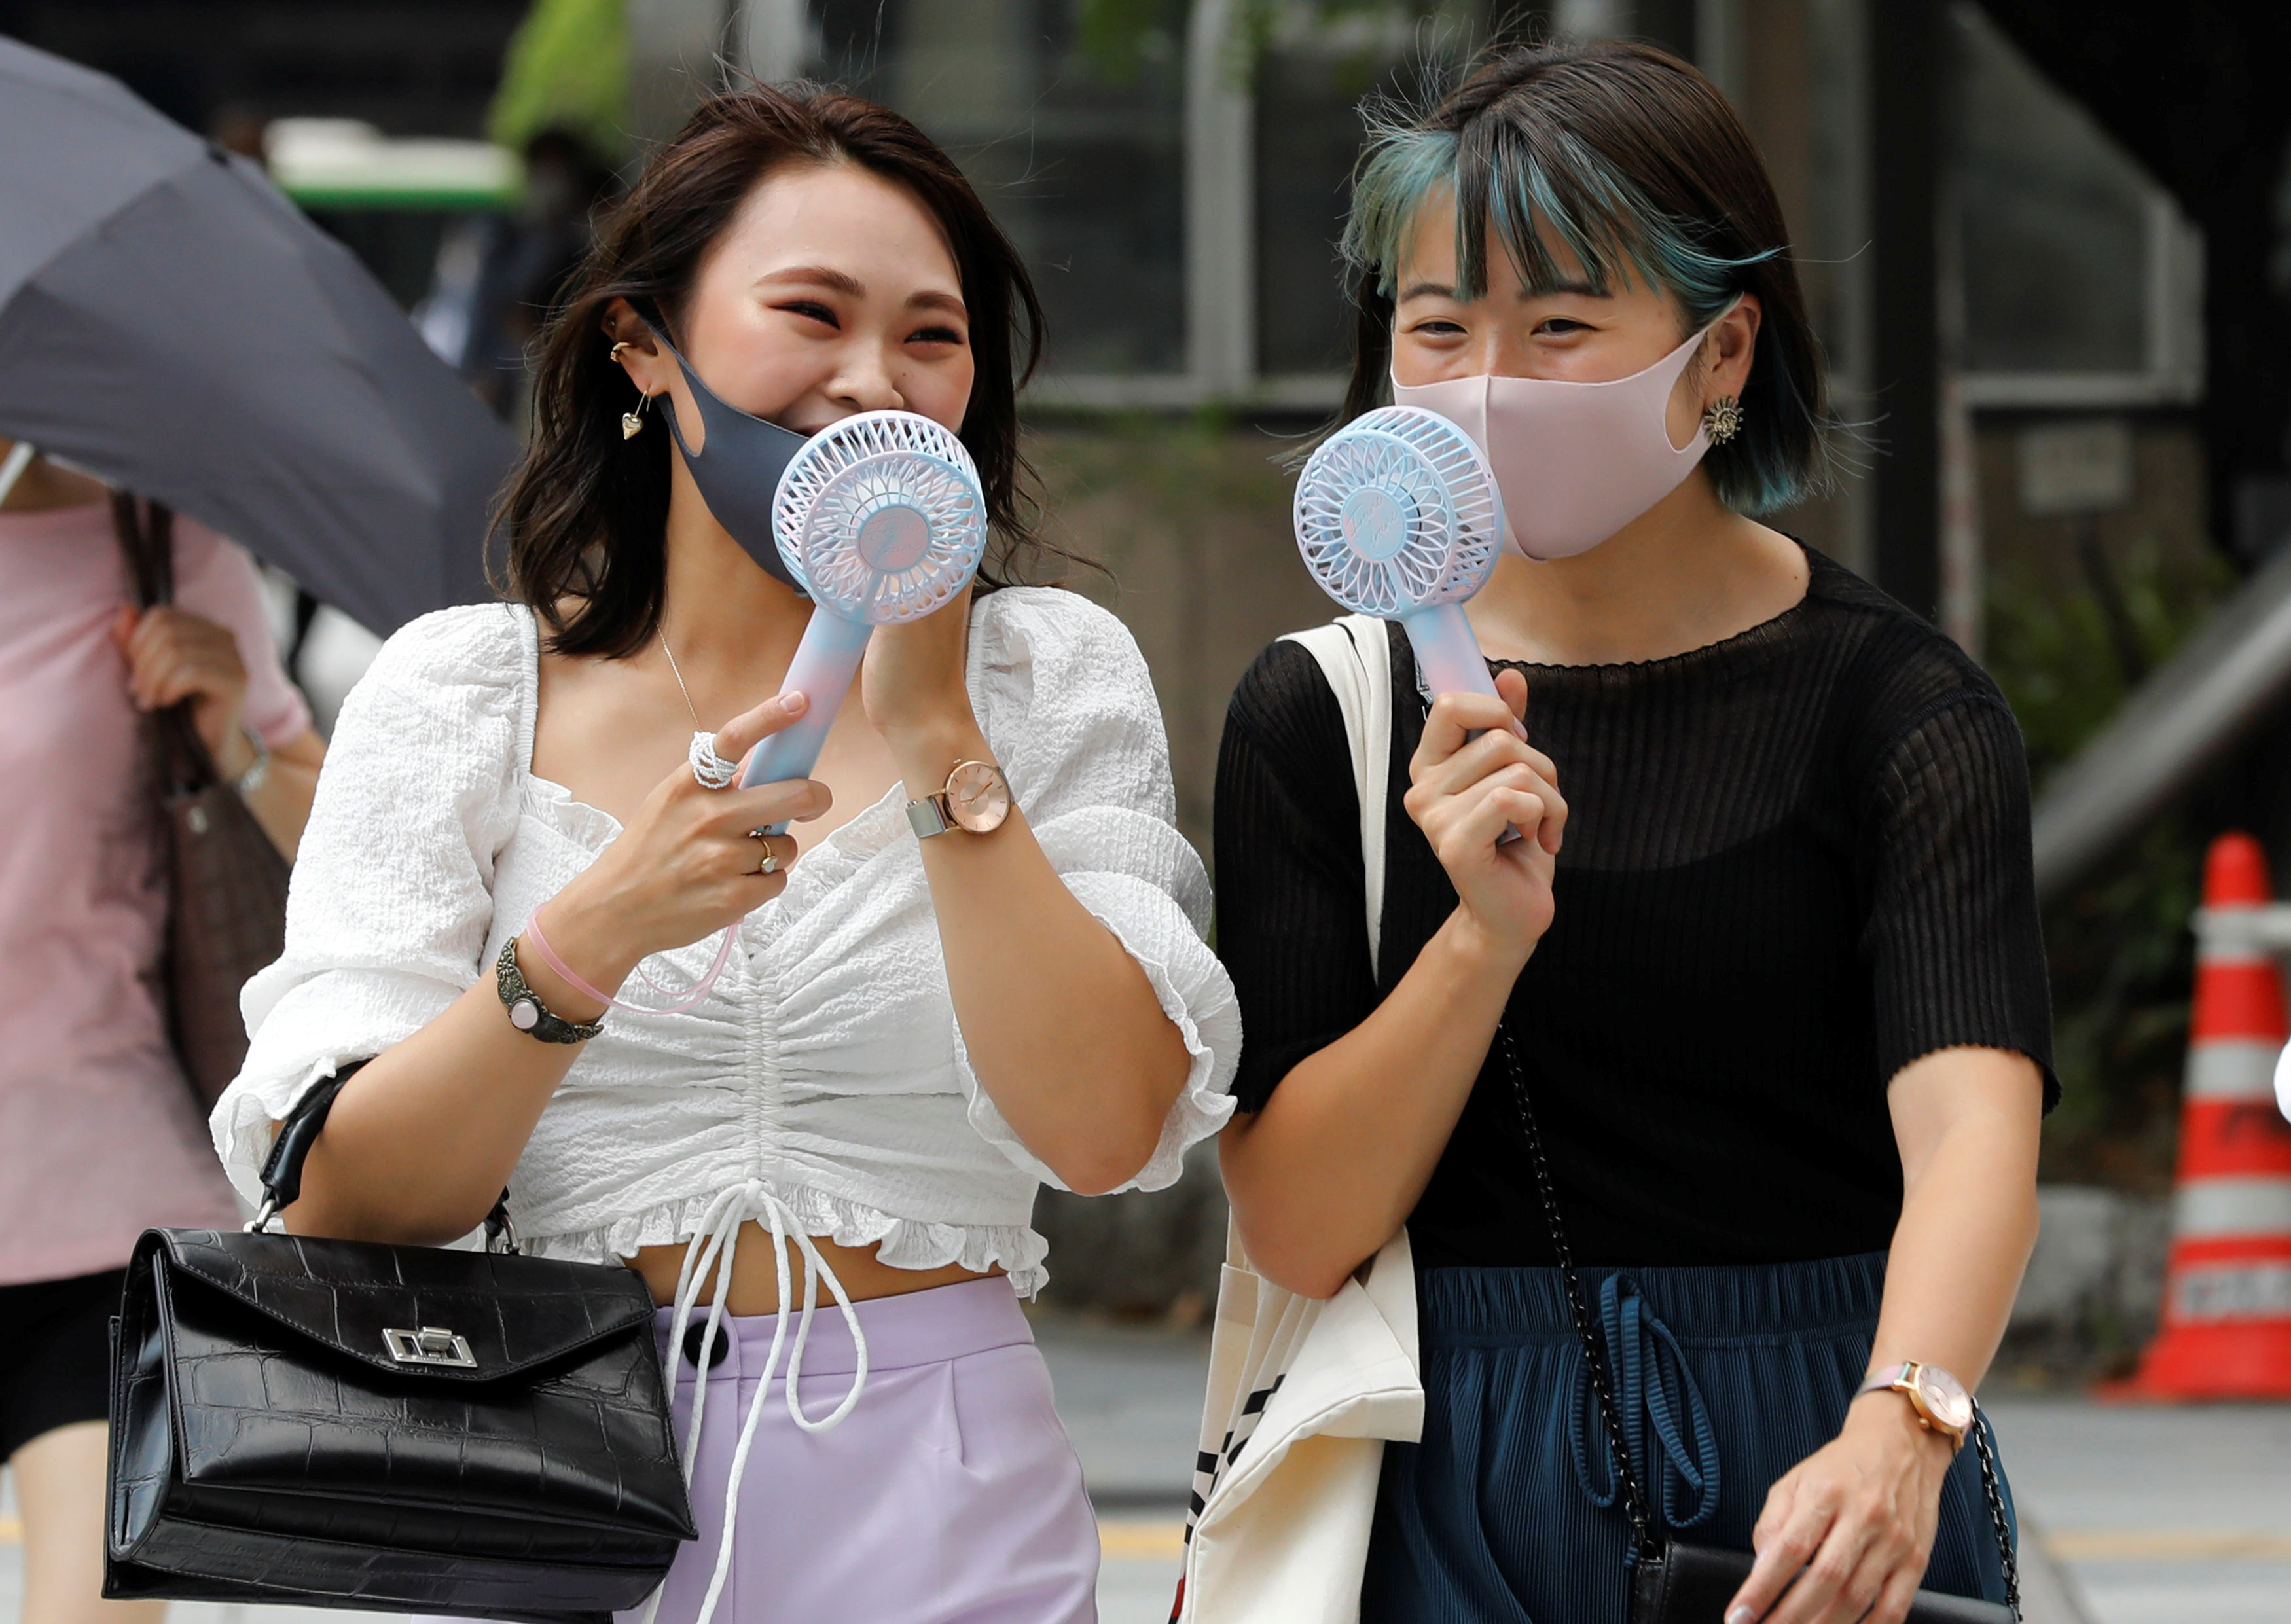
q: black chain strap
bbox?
[1972,1407,2022,1615]
[1496,1023,1655,1553]
[1494,1024,2021,1617]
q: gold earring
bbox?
[1701,395,1744,446]
[608,342,653,439]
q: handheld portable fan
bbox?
[739,409,988,827]
[1294,404,1511,713]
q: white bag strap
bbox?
[1278,615,1392,973]
[1182,619,1412,1623]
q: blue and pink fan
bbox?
[1293,404,1509,713]
[740,410,987,827]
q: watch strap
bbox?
[907,793,955,839]
[494,937,604,1043]
[1855,1362,1917,1398]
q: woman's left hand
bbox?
[113,605,254,766]
[859,584,978,757]
[1725,1392,1955,1624]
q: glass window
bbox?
[809,1,1188,376]
[1253,8,1481,377]
[1951,5,2159,376]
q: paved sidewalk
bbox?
[1034,1316,1206,1624]
[1986,1398,2291,1624]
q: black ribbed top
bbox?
[1213,547,2057,1269]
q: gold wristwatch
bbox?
[906,759,1012,838]
[1855,1361,1973,1450]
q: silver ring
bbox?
[689,731,739,790]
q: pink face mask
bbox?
[1392,321,1716,559]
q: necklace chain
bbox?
[658,629,704,731]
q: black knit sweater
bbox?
[1213,547,2057,1269]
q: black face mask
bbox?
[644,321,810,595]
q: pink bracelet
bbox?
[522,910,736,1017]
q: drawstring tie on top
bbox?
[1566,1272,1721,1538]
[639,1180,869,1624]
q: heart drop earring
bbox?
[608,339,651,439]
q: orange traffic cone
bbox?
[2106,831,2291,1399]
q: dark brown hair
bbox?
[496,82,1049,658]
[1341,39,1830,513]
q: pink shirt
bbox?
[0,499,311,1285]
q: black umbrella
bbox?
[0,39,518,635]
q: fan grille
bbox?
[1293,406,1503,615]
[774,411,987,623]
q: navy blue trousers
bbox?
[1362,1254,2015,1623]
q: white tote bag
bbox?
[1176,615,1423,1624]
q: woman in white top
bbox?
[213,84,1238,1624]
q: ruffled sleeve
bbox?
[209,604,529,1202]
[955,588,1241,1192]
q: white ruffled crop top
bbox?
[212,587,1241,1297]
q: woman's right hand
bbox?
[540,691,831,992]
[1403,670,1565,965]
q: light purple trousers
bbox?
[635,1276,1097,1624]
[420,1276,1098,1624]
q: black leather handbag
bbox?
[1493,1028,2020,1624]
[105,1068,697,1621]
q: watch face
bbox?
[945,760,1011,833]
[1913,1364,1973,1435]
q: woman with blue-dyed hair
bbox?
[1213,37,2047,1624]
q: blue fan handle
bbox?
[1400,602,1503,712]
[738,609,875,831]
[1399,602,1526,846]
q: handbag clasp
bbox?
[382,1326,477,1367]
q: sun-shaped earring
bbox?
[1701,395,1744,446]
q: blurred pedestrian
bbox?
[0,438,323,1624]
[213,84,1238,1624]
[420,126,620,417]
[1215,40,2047,1624]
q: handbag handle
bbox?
[112,488,175,609]
[109,491,225,798]
[251,1060,515,1252]
[1491,1026,2019,1610]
